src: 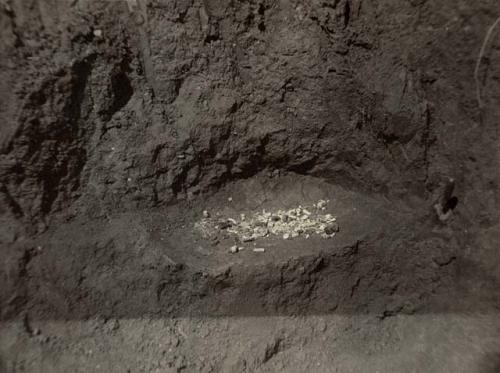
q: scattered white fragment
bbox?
[322,232,336,239]
[229,245,239,253]
[195,199,339,242]
[177,154,185,159]
[228,197,233,202]
[202,210,210,218]
[93,29,103,38]
[253,248,265,253]
[316,200,327,209]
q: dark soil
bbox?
[1,0,499,372]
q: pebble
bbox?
[106,319,120,332]
[316,200,328,209]
[229,245,239,253]
[228,197,233,202]
[324,222,339,235]
[202,210,210,218]
[217,220,232,229]
[253,248,265,253]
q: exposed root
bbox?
[474,16,500,109]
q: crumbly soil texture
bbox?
[1,1,500,372]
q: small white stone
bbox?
[228,197,233,202]
[321,233,335,239]
[283,233,290,240]
[202,210,210,218]
[93,29,103,38]
[317,200,328,209]
[229,245,239,253]
[253,248,265,253]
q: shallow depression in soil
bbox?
[160,172,413,271]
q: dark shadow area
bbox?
[478,352,500,373]
[444,196,459,213]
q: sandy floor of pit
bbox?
[147,173,416,272]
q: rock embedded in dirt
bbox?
[324,223,340,235]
